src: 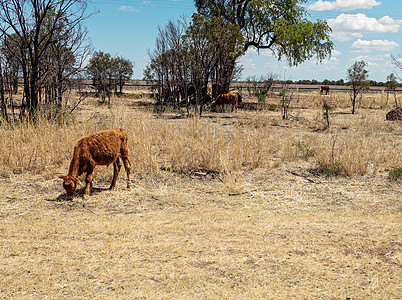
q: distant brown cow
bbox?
[211,92,241,112]
[320,86,330,95]
[58,128,131,199]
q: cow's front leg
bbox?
[84,168,94,197]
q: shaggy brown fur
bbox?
[211,92,240,112]
[58,128,131,199]
[386,108,402,121]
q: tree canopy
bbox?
[87,51,134,103]
[195,0,334,66]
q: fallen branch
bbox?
[286,169,321,184]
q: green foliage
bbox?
[37,104,75,126]
[322,100,335,127]
[317,162,344,177]
[386,73,398,90]
[293,141,315,158]
[87,51,133,98]
[347,60,369,85]
[385,73,399,108]
[280,89,292,119]
[153,104,167,114]
[388,167,402,180]
[87,51,113,97]
[183,13,245,74]
[195,0,334,66]
[347,60,369,114]
[246,74,276,103]
[256,92,267,104]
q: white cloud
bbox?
[331,49,342,56]
[354,53,391,61]
[311,56,340,70]
[352,53,395,69]
[119,5,140,13]
[351,39,399,52]
[240,57,256,71]
[327,13,402,41]
[308,0,381,11]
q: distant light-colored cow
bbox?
[211,92,241,112]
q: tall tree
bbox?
[346,60,369,114]
[145,15,244,115]
[87,51,113,103]
[87,51,134,102]
[145,18,190,108]
[183,13,244,115]
[195,0,333,66]
[0,56,7,121]
[112,56,134,94]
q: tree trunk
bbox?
[29,70,39,120]
[0,65,8,122]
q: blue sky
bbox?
[86,0,402,82]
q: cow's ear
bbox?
[57,174,65,179]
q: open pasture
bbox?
[0,89,401,299]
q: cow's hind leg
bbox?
[120,149,131,189]
[110,158,122,190]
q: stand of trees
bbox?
[144,15,244,116]
[145,0,333,116]
[0,0,92,122]
[86,51,134,104]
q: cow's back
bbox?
[75,128,127,166]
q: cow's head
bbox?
[57,175,81,199]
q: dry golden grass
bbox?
[0,90,401,299]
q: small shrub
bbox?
[293,140,315,158]
[153,104,167,114]
[256,92,267,104]
[38,104,75,125]
[388,167,402,180]
[322,100,335,128]
[317,162,344,177]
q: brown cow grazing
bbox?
[211,92,241,112]
[386,108,402,121]
[320,85,330,95]
[58,128,131,199]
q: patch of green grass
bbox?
[388,166,402,180]
[38,104,76,125]
[317,162,344,177]
[293,140,315,158]
[153,104,167,114]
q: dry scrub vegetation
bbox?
[0,89,401,299]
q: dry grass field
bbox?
[0,89,401,299]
